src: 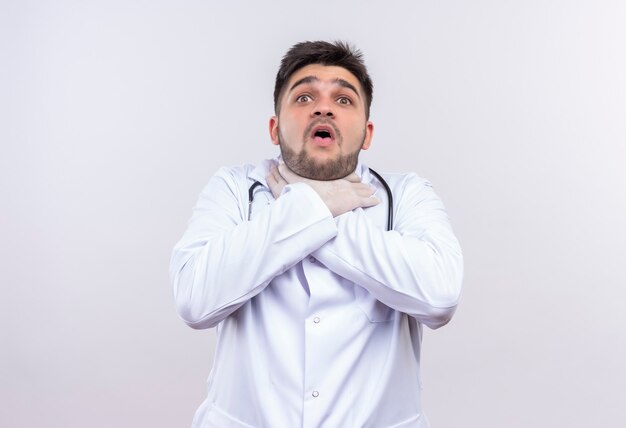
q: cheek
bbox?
[280,116,305,138]
[345,123,367,142]
[279,123,297,140]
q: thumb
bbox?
[278,162,301,183]
[361,195,381,208]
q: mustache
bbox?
[303,119,342,140]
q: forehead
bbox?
[286,64,362,94]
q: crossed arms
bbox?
[170,163,463,330]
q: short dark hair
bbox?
[273,40,374,118]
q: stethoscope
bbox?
[248,168,394,231]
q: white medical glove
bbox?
[266,162,380,217]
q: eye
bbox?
[296,95,312,103]
[337,96,352,105]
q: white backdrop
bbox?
[2,1,625,427]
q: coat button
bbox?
[313,317,320,324]
[312,390,319,398]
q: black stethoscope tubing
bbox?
[248,168,393,231]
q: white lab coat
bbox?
[170,158,463,428]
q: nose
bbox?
[312,101,334,117]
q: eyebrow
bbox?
[289,75,361,99]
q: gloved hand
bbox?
[267,162,380,217]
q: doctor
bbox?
[170,40,463,428]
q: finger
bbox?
[267,165,278,185]
[356,189,377,199]
[266,171,279,198]
[343,173,361,183]
[270,165,282,183]
[359,195,381,208]
[277,162,290,178]
[352,183,377,196]
[278,163,300,183]
[274,166,288,187]
[266,166,286,199]
[269,165,279,182]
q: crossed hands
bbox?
[266,162,380,217]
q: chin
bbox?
[293,157,357,181]
[280,139,359,181]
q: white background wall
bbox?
[2,1,625,427]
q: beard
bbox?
[278,124,366,181]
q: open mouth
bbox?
[314,129,332,139]
[310,124,336,145]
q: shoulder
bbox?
[211,163,256,182]
[200,163,259,191]
[370,170,444,214]
[193,163,260,209]
[374,170,433,192]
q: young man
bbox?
[170,41,463,428]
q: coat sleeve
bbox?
[311,173,463,329]
[169,167,337,329]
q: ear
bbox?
[269,116,280,146]
[361,121,374,150]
